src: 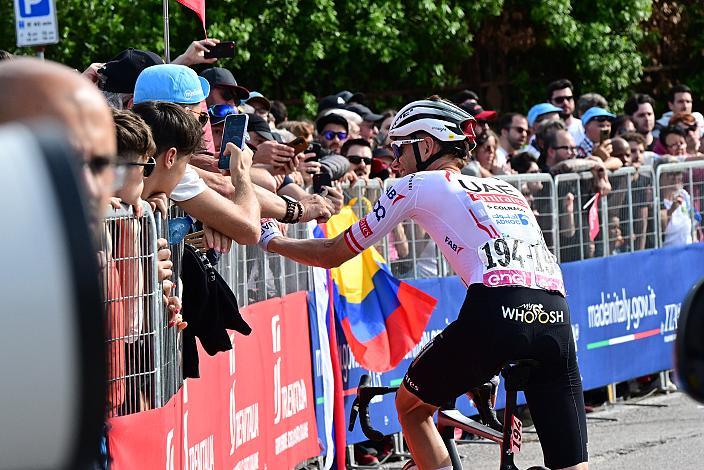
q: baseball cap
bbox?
[246,113,275,141]
[336,90,365,104]
[316,113,350,134]
[200,67,250,101]
[461,102,497,122]
[99,48,163,94]
[527,103,563,127]
[346,103,384,122]
[134,64,210,105]
[246,91,271,111]
[452,89,479,105]
[318,94,347,113]
[581,107,616,126]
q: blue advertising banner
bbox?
[308,243,704,445]
[562,243,703,390]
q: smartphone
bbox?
[203,41,235,59]
[218,114,249,170]
[287,137,308,155]
[313,172,332,194]
[599,128,610,143]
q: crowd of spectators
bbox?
[0,37,702,466]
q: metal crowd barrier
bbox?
[103,160,704,417]
[101,201,162,417]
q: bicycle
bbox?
[349,360,549,470]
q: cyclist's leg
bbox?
[396,307,503,469]
[395,384,450,469]
[524,324,588,470]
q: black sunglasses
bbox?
[347,155,372,165]
[124,156,157,177]
[552,95,573,104]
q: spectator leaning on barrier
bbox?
[547,78,584,142]
[496,112,529,168]
[112,109,156,212]
[617,132,654,251]
[133,101,203,199]
[656,156,694,246]
[539,128,577,173]
[624,93,657,151]
[133,64,262,248]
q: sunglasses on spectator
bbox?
[347,155,372,165]
[552,96,573,104]
[322,130,348,141]
[208,104,239,118]
[183,107,209,125]
[510,126,528,134]
[552,145,578,153]
[124,156,157,177]
[221,89,239,102]
[390,138,424,158]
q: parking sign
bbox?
[14,0,59,47]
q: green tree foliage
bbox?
[0,0,685,116]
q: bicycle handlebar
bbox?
[348,374,399,441]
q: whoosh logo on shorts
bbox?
[501,303,564,324]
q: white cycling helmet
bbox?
[389,99,476,142]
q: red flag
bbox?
[588,193,601,241]
[175,0,206,31]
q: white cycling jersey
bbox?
[344,170,565,295]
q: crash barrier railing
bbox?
[101,201,162,417]
[103,162,703,418]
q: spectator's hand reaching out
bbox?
[321,186,344,214]
[203,224,232,253]
[157,238,173,282]
[252,141,295,171]
[82,63,104,84]
[172,39,220,66]
[146,192,169,219]
[298,193,334,223]
[591,139,612,161]
[167,295,187,331]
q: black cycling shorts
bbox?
[402,284,588,469]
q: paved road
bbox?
[381,392,704,469]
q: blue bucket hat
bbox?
[133,64,210,105]
[581,107,616,126]
[527,102,562,127]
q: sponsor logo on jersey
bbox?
[408,174,416,191]
[501,303,565,324]
[444,236,464,254]
[488,204,524,212]
[468,192,529,208]
[373,200,386,222]
[359,218,373,238]
[484,269,532,288]
[386,187,407,205]
[458,179,518,196]
[494,213,530,226]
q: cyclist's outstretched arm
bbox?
[266,232,355,269]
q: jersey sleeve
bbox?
[342,174,419,255]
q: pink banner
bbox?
[109,292,319,469]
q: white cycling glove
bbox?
[259,218,282,251]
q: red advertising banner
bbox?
[109,291,319,469]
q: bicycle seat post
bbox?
[499,361,538,470]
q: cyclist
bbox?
[259,97,588,470]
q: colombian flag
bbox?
[318,205,438,372]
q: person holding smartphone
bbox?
[576,107,623,170]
